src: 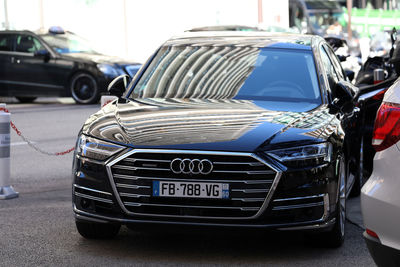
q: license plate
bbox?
[152,181,229,199]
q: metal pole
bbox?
[4,0,10,30]
[347,0,352,40]
[39,0,44,30]
[123,0,129,57]
[258,0,263,24]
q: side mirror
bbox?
[34,49,50,62]
[337,55,348,62]
[330,81,359,114]
[107,74,131,98]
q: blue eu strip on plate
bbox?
[152,181,160,196]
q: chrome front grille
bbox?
[107,150,280,219]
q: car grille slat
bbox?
[113,173,273,184]
[123,201,261,211]
[109,151,278,219]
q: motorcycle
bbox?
[355,28,397,86]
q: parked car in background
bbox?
[361,78,400,267]
[0,27,141,104]
[73,32,364,247]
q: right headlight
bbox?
[76,135,125,161]
[97,63,124,77]
[266,143,332,167]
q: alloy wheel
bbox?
[70,73,98,104]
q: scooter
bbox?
[355,28,397,86]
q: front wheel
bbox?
[322,156,347,247]
[70,73,99,104]
[75,220,121,239]
[307,156,346,248]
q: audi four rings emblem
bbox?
[170,158,213,175]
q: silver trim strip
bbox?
[231,189,269,193]
[122,158,171,163]
[73,184,112,196]
[213,161,264,166]
[272,202,324,211]
[119,192,150,198]
[277,218,336,231]
[123,201,260,211]
[113,165,170,171]
[106,149,282,220]
[231,198,265,202]
[213,170,275,174]
[273,194,325,202]
[113,173,273,184]
[74,192,113,204]
[74,205,333,229]
[115,183,151,189]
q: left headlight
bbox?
[76,135,125,161]
[266,143,332,167]
[97,64,124,77]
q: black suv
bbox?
[0,27,141,104]
[72,32,363,247]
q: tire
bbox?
[70,72,99,104]
[350,136,364,197]
[16,97,37,103]
[322,156,347,248]
[307,156,346,248]
[75,220,121,239]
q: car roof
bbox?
[165,31,321,51]
[0,30,35,35]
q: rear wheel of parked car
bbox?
[16,97,37,103]
[75,220,121,239]
[70,72,99,104]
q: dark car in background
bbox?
[72,32,363,247]
[0,27,141,104]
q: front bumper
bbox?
[72,149,340,231]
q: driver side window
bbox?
[15,35,45,53]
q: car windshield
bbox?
[41,32,95,54]
[129,45,321,103]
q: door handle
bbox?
[11,57,21,64]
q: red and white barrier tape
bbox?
[0,107,75,156]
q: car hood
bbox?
[60,52,135,66]
[82,98,340,152]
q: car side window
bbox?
[15,35,45,53]
[324,44,346,81]
[319,45,339,99]
[0,34,14,51]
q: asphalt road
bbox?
[0,98,375,266]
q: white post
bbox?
[0,103,18,199]
[39,0,44,31]
[4,0,10,30]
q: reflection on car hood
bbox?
[61,52,135,65]
[82,98,341,152]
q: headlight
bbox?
[97,64,123,77]
[266,143,332,167]
[76,135,125,161]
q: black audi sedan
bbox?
[0,27,141,104]
[72,32,362,247]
